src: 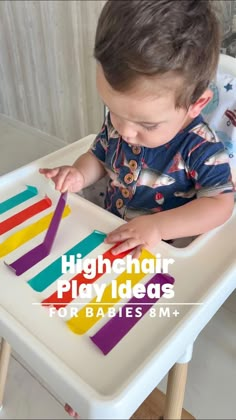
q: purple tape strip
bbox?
[5,192,67,276]
[90,273,175,355]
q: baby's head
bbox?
[94,0,220,147]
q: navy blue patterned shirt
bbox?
[90,113,233,220]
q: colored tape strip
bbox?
[0,205,71,258]
[6,193,67,276]
[41,244,130,309]
[0,197,52,235]
[27,230,106,292]
[0,185,38,215]
[66,249,157,335]
[90,273,175,355]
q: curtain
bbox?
[0,0,105,143]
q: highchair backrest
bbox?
[202,54,236,196]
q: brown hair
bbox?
[94,0,221,108]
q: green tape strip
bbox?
[27,230,106,292]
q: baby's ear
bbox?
[188,88,213,118]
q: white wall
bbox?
[0,0,105,143]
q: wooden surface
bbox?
[0,1,104,142]
[0,339,11,407]
[164,363,188,420]
[131,388,195,420]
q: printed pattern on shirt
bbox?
[90,113,233,220]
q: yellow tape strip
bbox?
[66,248,154,335]
[0,205,71,258]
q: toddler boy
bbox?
[40,0,234,258]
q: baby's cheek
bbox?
[140,130,167,147]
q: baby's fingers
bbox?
[53,167,72,191]
[105,226,132,244]
[131,245,143,259]
[60,176,76,193]
[39,167,60,178]
[111,238,140,255]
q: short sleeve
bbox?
[187,140,234,198]
[90,115,109,163]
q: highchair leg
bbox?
[164,344,193,420]
[164,362,188,420]
[0,338,11,410]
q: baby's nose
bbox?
[118,121,138,140]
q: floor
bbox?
[0,115,236,419]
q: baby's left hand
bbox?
[104,215,162,258]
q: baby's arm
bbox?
[152,192,234,239]
[73,150,106,188]
[105,193,234,257]
[39,151,106,193]
[106,134,235,256]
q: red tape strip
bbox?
[42,244,130,309]
[0,197,52,235]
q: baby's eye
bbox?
[142,124,159,131]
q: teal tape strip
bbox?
[0,185,38,214]
[27,230,106,292]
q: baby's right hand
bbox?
[39,165,85,193]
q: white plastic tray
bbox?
[0,136,235,419]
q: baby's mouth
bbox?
[122,137,140,146]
